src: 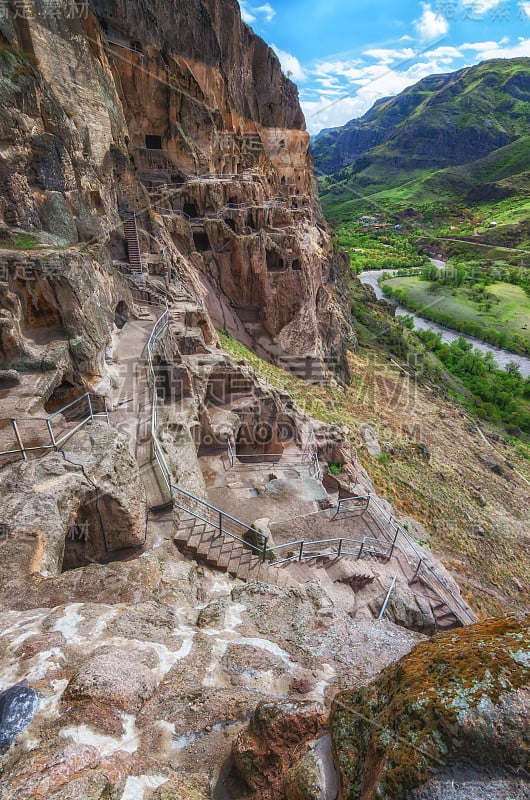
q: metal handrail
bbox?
[268,534,392,565]
[339,492,476,623]
[0,394,109,462]
[226,440,321,479]
[379,574,398,620]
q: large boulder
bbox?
[330,615,530,799]
[232,701,327,799]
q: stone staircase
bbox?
[123,213,144,277]
[173,510,293,587]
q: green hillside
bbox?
[315,58,530,252]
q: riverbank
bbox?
[381,276,530,357]
[358,269,530,378]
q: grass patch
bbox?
[382,276,530,355]
[15,233,40,250]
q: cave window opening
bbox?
[193,231,210,252]
[292,259,302,271]
[183,202,198,218]
[266,250,285,272]
[246,213,254,229]
[130,41,143,54]
[145,134,162,150]
[114,300,129,329]
[225,218,236,233]
[280,176,286,186]
[44,380,83,414]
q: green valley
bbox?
[381,275,530,355]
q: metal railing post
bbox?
[337,539,343,557]
[46,419,57,448]
[378,574,397,621]
[298,541,304,561]
[413,559,422,581]
[390,527,399,556]
[357,540,364,560]
[12,420,27,461]
[87,394,94,422]
[262,536,268,563]
[219,511,223,535]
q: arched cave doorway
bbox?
[114,301,129,329]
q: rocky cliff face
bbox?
[0,0,350,373]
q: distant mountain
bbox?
[312,57,530,179]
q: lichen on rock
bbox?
[330,615,530,800]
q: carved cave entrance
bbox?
[44,379,84,414]
[114,301,129,329]
[145,134,162,150]
[193,231,210,252]
[266,251,285,272]
[61,495,107,572]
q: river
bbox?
[359,266,530,378]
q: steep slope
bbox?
[312,57,530,179]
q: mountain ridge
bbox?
[312,56,530,179]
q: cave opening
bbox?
[193,231,210,252]
[266,250,285,272]
[44,380,84,414]
[235,423,282,464]
[114,301,129,329]
[130,41,143,54]
[145,134,162,150]
[61,496,106,573]
[224,218,236,233]
[183,202,198,218]
[292,259,302,271]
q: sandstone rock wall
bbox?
[0,0,351,370]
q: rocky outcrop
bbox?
[0,425,146,602]
[0,0,351,371]
[330,615,530,800]
[232,701,327,799]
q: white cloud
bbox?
[363,48,416,64]
[519,1,530,18]
[239,1,275,24]
[462,0,504,14]
[303,53,462,134]
[414,3,449,43]
[255,3,276,22]
[271,45,307,82]
[461,37,530,60]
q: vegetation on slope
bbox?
[220,311,530,619]
[382,275,530,355]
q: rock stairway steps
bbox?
[123,213,143,275]
[173,511,290,587]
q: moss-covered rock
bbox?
[152,774,210,799]
[284,750,324,800]
[330,615,530,800]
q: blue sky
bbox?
[238,0,530,134]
